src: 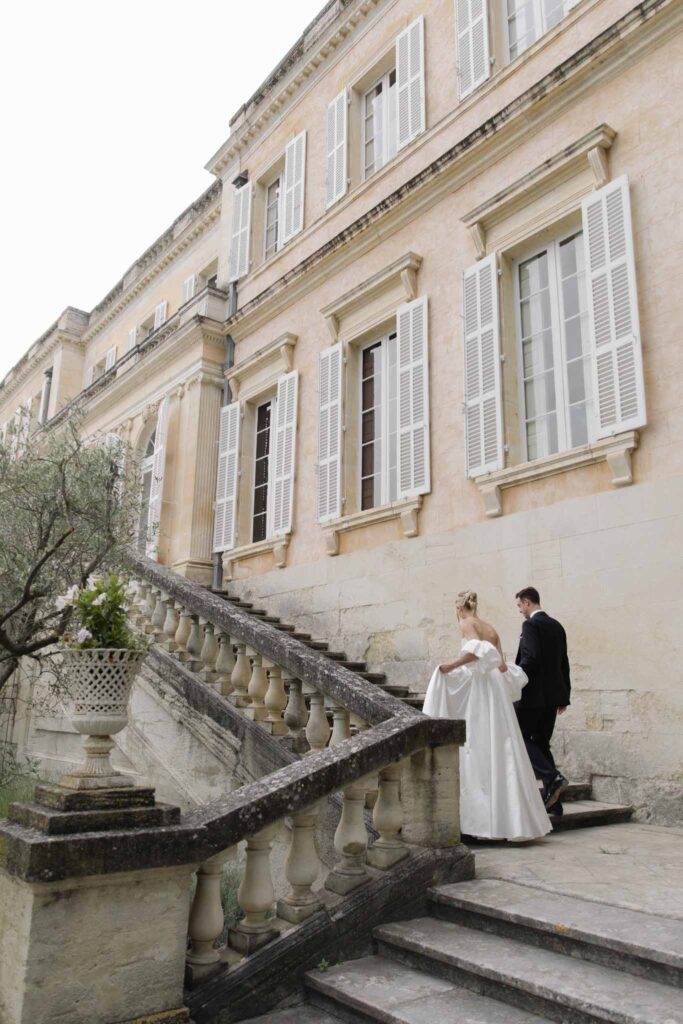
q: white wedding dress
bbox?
[423,639,551,841]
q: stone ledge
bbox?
[222,534,290,579]
[475,431,639,517]
[34,783,157,812]
[8,801,180,836]
[323,497,423,556]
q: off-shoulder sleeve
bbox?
[461,639,501,671]
[502,663,528,702]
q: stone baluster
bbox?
[262,662,288,736]
[143,585,156,628]
[354,717,379,809]
[229,826,280,955]
[230,643,251,707]
[245,648,268,721]
[329,704,351,746]
[305,691,330,754]
[161,600,179,652]
[367,762,409,869]
[133,581,149,625]
[185,615,204,669]
[283,675,308,753]
[150,590,166,636]
[198,621,219,685]
[174,607,192,657]
[186,850,230,981]
[214,632,235,695]
[277,802,323,924]
[325,780,369,895]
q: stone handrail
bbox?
[127,551,416,727]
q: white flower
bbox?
[76,628,92,643]
[55,584,80,610]
[86,574,102,590]
[92,593,107,607]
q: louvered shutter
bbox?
[85,367,94,387]
[182,274,197,304]
[213,402,241,552]
[456,0,490,99]
[397,297,430,497]
[396,17,425,151]
[271,372,299,536]
[153,301,167,330]
[462,253,504,477]
[105,346,117,371]
[146,396,169,560]
[326,90,348,208]
[582,176,645,437]
[228,182,251,282]
[282,131,307,243]
[128,327,138,351]
[317,344,343,522]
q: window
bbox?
[506,0,578,60]
[360,333,399,509]
[264,177,281,260]
[515,230,591,460]
[363,70,397,179]
[138,430,156,552]
[252,400,273,542]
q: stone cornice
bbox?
[83,198,222,344]
[226,333,297,399]
[320,251,422,342]
[0,333,84,407]
[206,0,382,177]
[223,0,677,341]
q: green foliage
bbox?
[220,861,244,930]
[317,958,331,973]
[59,574,148,651]
[0,745,40,818]
[0,408,142,688]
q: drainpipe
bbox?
[212,281,238,591]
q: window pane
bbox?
[559,233,591,446]
[253,514,267,543]
[567,357,589,405]
[253,401,272,541]
[507,0,539,60]
[569,402,589,447]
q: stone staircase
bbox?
[249,878,683,1024]
[214,590,633,833]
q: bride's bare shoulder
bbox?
[478,618,501,644]
[460,618,481,639]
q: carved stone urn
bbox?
[59,648,147,790]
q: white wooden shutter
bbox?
[146,396,169,560]
[317,344,343,522]
[271,372,298,536]
[326,90,348,208]
[456,0,490,99]
[397,297,430,497]
[282,131,306,243]
[85,367,94,387]
[396,17,425,151]
[462,253,504,477]
[182,274,197,304]
[153,301,167,330]
[213,402,241,553]
[228,182,252,282]
[582,176,645,437]
[105,346,117,371]
[128,327,138,351]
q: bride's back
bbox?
[461,615,501,650]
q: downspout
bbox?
[212,280,238,591]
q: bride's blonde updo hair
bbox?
[455,590,478,615]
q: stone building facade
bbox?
[2,0,682,823]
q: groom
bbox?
[514,587,570,812]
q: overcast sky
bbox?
[0,0,324,381]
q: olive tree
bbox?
[0,410,140,696]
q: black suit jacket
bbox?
[515,610,571,710]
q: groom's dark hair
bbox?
[516,586,540,605]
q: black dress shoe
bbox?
[544,774,568,810]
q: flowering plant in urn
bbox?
[56,574,149,790]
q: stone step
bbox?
[359,672,388,684]
[564,781,592,801]
[429,878,683,988]
[337,661,368,672]
[374,916,683,1024]
[306,954,548,1024]
[247,1005,350,1024]
[290,631,313,642]
[548,799,632,830]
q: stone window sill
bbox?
[222,534,290,579]
[323,496,423,555]
[475,431,639,517]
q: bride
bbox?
[423,590,551,841]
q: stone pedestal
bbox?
[0,784,191,1024]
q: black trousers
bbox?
[514,705,561,790]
